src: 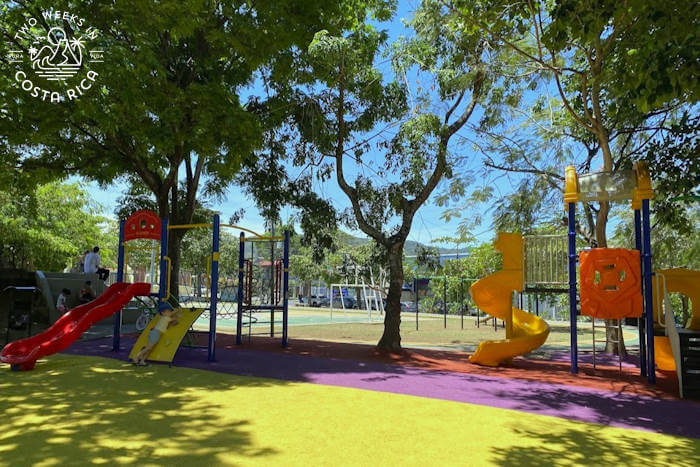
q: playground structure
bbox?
[115,210,290,363]
[562,161,699,396]
[236,229,290,346]
[466,161,699,396]
[468,233,551,366]
[563,162,655,382]
[0,209,290,370]
[652,269,700,398]
[1,282,151,370]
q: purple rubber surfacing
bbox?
[62,337,700,439]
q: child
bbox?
[80,280,96,304]
[133,303,181,366]
[56,288,71,314]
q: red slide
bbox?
[1,282,150,371]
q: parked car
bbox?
[331,296,356,309]
[365,298,386,310]
[400,301,417,313]
[313,295,331,307]
[299,295,326,307]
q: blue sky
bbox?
[81,1,530,248]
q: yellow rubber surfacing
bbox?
[0,355,698,466]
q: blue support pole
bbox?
[634,209,647,377]
[642,199,656,384]
[117,221,125,283]
[158,218,169,305]
[282,230,290,347]
[568,203,578,374]
[236,232,245,345]
[208,215,220,361]
[113,220,126,351]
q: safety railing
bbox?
[524,234,569,289]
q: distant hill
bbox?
[337,231,463,256]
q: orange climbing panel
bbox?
[579,248,642,319]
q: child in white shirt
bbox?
[56,288,71,314]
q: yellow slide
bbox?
[652,268,700,371]
[129,308,205,363]
[469,233,550,366]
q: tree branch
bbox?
[333,65,386,244]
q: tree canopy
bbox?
[440,0,699,244]
[1,0,393,293]
[0,181,116,271]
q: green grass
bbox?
[284,314,637,351]
[197,305,637,352]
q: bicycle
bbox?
[134,295,181,331]
[134,296,158,331]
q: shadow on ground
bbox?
[61,334,700,439]
[490,421,700,466]
[0,355,285,465]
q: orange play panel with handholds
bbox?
[579,248,642,319]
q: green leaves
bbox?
[0,181,117,271]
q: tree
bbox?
[1,0,382,296]
[286,1,493,351]
[443,0,699,354]
[420,242,501,315]
[0,181,116,271]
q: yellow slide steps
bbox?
[469,233,550,366]
[129,307,205,363]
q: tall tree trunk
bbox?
[154,190,184,303]
[377,241,405,353]
[167,231,184,302]
[595,201,627,357]
[594,198,626,356]
[305,280,312,306]
[594,201,627,356]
